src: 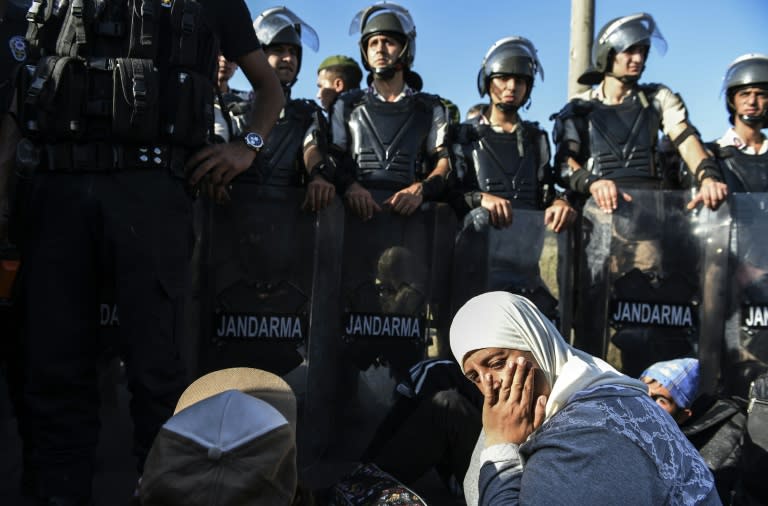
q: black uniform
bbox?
[715,145,768,192]
[244,97,328,186]
[17,0,258,501]
[333,88,448,194]
[552,84,673,196]
[451,116,557,214]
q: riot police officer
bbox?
[452,37,576,231]
[316,54,363,114]
[331,2,451,220]
[552,13,728,212]
[709,55,768,401]
[713,53,768,191]
[252,6,336,212]
[16,0,283,503]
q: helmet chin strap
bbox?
[494,102,519,113]
[740,113,768,128]
[605,72,640,84]
[373,64,399,80]
[605,62,645,84]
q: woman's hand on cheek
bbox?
[481,356,547,447]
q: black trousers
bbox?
[20,170,193,499]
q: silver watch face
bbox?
[245,132,264,150]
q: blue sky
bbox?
[234,0,767,142]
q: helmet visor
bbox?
[483,36,544,81]
[477,36,543,97]
[598,13,667,58]
[721,53,768,96]
[349,2,415,37]
[253,7,319,52]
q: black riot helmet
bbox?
[253,6,319,87]
[578,13,667,85]
[722,53,768,127]
[349,2,416,80]
[477,37,544,113]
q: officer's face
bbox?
[365,34,403,70]
[612,44,647,79]
[266,44,299,85]
[733,86,768,124]
[217,55,238,84]
[489,75,529,108]
[316,69,341,112]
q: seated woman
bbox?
[451,292,720,505]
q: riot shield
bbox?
[197,185,344,469]
[450,207,574,338]
[576,190,724,378]
[317,191,454,480]
[721,193,768,397]
[338,191,455,379]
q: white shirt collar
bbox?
[370,83,412,102]
[717,127,768,155]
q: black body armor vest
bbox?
[719,146,768,193]
[247,99,320,187]
[587,89,661,181]
[344,90,436,190]
[459,121,543,210]
[19,0,218,148]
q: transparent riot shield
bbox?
[197,185,344,469]
[721,193,768,397]
[315,191,454,484]
[576,189,727,378]
[338,192,455,380]
[451,207,574,338]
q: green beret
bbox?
[317,55,361,72]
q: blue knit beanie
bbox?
[641,358,699,408]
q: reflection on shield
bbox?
[320,193,454,485]
[340,192,455,379]
[197,185,344,470]
[451,207,573,337]
[576,190,725,379]
[723,193,768,396]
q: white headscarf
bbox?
[450,292,647,420]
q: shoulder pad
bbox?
[709,142,736,159]
[288,98,322,115]
[550,99,592,121]
[414,92,442,106]
[521,120,547,141]
[455,120,481,144]
[338,88,366,107]
[521,120,544,135]
[638,83,664,98]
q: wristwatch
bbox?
[243,132,264,152]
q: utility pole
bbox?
[568,0,595,98]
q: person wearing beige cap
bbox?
[451,292,718,506]
[139,367,428,506]
[139,367,308,506]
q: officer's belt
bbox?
[44,142,187,174]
